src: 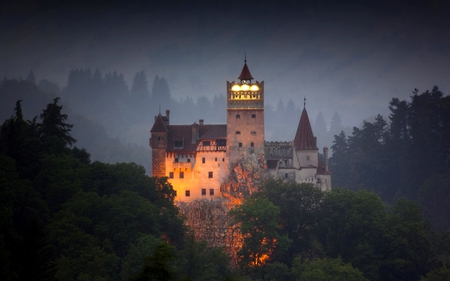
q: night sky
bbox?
[2,0,450,127]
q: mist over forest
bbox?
[2,1,450,281]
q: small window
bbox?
[208,171,213,178]
[236,131,241,135]
[251,142,254,147]
[285,173,288,179]
[251,114,256,118]
[251,131,256,135]
[217,139,226,146]
[187,158,190,162]
[174,141,183,148]
[222,158,225,162]
[157,136,161,141]
[215,157,217,161]
[210,189,214,196]
[236,114,240,119]
[174,158,179,162]
[185,190,190,197]
[203,141,210,146]
[180,172,184,178]
[306,156,310,161]
[239,143,242,147]
[202,157,205,164]
[169,172,174,178]
[202,189,206,195]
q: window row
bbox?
[236,114,256,119]
[185,189,215,197]
[169,171,214,178]
[238,142,254,147]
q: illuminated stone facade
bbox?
[149,61,331,203]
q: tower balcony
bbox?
[172,162,192,169]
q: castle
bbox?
[149,60,331,202]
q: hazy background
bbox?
[2,0,450,170]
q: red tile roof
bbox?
[165,124,227,152]
[294,108,318,150]
[238,62,254,80]
[317,159,331,175]
[150,114,168,132]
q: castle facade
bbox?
[149,61,331,202]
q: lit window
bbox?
[210,189,214,196]
[185,190,190,197]
[239,143,242,147]
[202,157,205,163]
[252,114,256,118]
[169,172,174,178]
[180,172,184,178]
[208,171,213,178]
[202,189,206,195]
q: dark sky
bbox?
[2,0,450,127]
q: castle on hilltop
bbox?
[149,60,331,202]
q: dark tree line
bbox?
[230,179,450,281]
[329,86,450,231]
[0,100,239,281]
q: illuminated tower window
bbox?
[185,190,190,197]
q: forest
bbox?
[1,69,450,280]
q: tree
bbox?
[38,97,76,148]
[291,258,368,281]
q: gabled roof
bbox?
[317,159,331,175]
[238,62,254,80]
[150,114,168,133]
[165,124,227,152]
[294,108,318,150]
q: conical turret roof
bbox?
[294,108,318,150]
[150,114,168,132]
[238,62,254,80]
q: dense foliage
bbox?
[329,86,450,231]
[230,179,450,281]
[0,100,237,281]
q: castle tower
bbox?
[226,60,265,164]
[293,104,319,170]
[149,112,169,176]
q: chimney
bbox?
[323,147,329,172]
[199,119,204,126]
[165,110,170,125]
[192,122,199,143]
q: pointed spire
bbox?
[238,54,254,81]
[294,107,318,150]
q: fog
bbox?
[2,0,450,164]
